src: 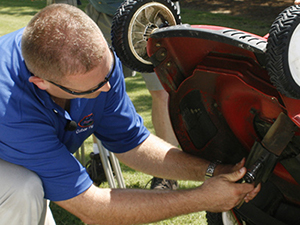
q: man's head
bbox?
[21,4,107,82]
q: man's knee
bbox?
[0,160,44,209]
[20,170,44,204]
[0,161,47,224]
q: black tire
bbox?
[266,5,300,99]
[111,0,181,72]
[206,212,223,225]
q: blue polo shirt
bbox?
[0,28,150,201]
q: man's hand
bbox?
[56,167,260,225]
[199,167,260,212]
[295,0,300,4]
[214,158,246,176]
[55,157,260,225]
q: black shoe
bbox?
[150,177,179,190]
[85,152,107,186]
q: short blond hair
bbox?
[21,4,106,81]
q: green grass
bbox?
[0,1,270,224]
[0,0,45,36]
[180,8,271,36]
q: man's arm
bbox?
[55,134,260,224]
[55,167,256,225]
[116,133,241,181]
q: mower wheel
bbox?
[267,5,300,99]
[111,0,181,72]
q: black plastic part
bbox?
[150,24,267,54]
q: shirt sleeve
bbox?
[93,56,150,153]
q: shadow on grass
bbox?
[0,0,46,10]
[0,0,88,17]
[0,1,45,21]
[0,10,43,17]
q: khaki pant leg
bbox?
[0,158,55,225]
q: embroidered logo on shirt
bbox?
[76,113,94,134]
[78,113,94,128]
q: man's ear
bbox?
[28,76,48,90]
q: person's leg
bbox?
[39,200,56,225]
[142,72,179,190]
[85,4,135,78]
[142,72,178,145]
[140,0,181,145]
[0,158,55,225]
[150,89,178,146]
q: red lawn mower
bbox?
[111,1,300,224]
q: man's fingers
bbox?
[244,183,261,203]
[223,167,247,183]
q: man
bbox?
[0,4,259,225]
[48,0,178,190]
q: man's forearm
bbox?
[116,134,210,181]
[56,135,258,225]
[56,167,257,225]
[57,186,203,225]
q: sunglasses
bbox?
[47,49,115,96]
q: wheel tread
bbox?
[111,0,181,72]
[266,5,300,99]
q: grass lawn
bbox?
[0,0,275,224]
